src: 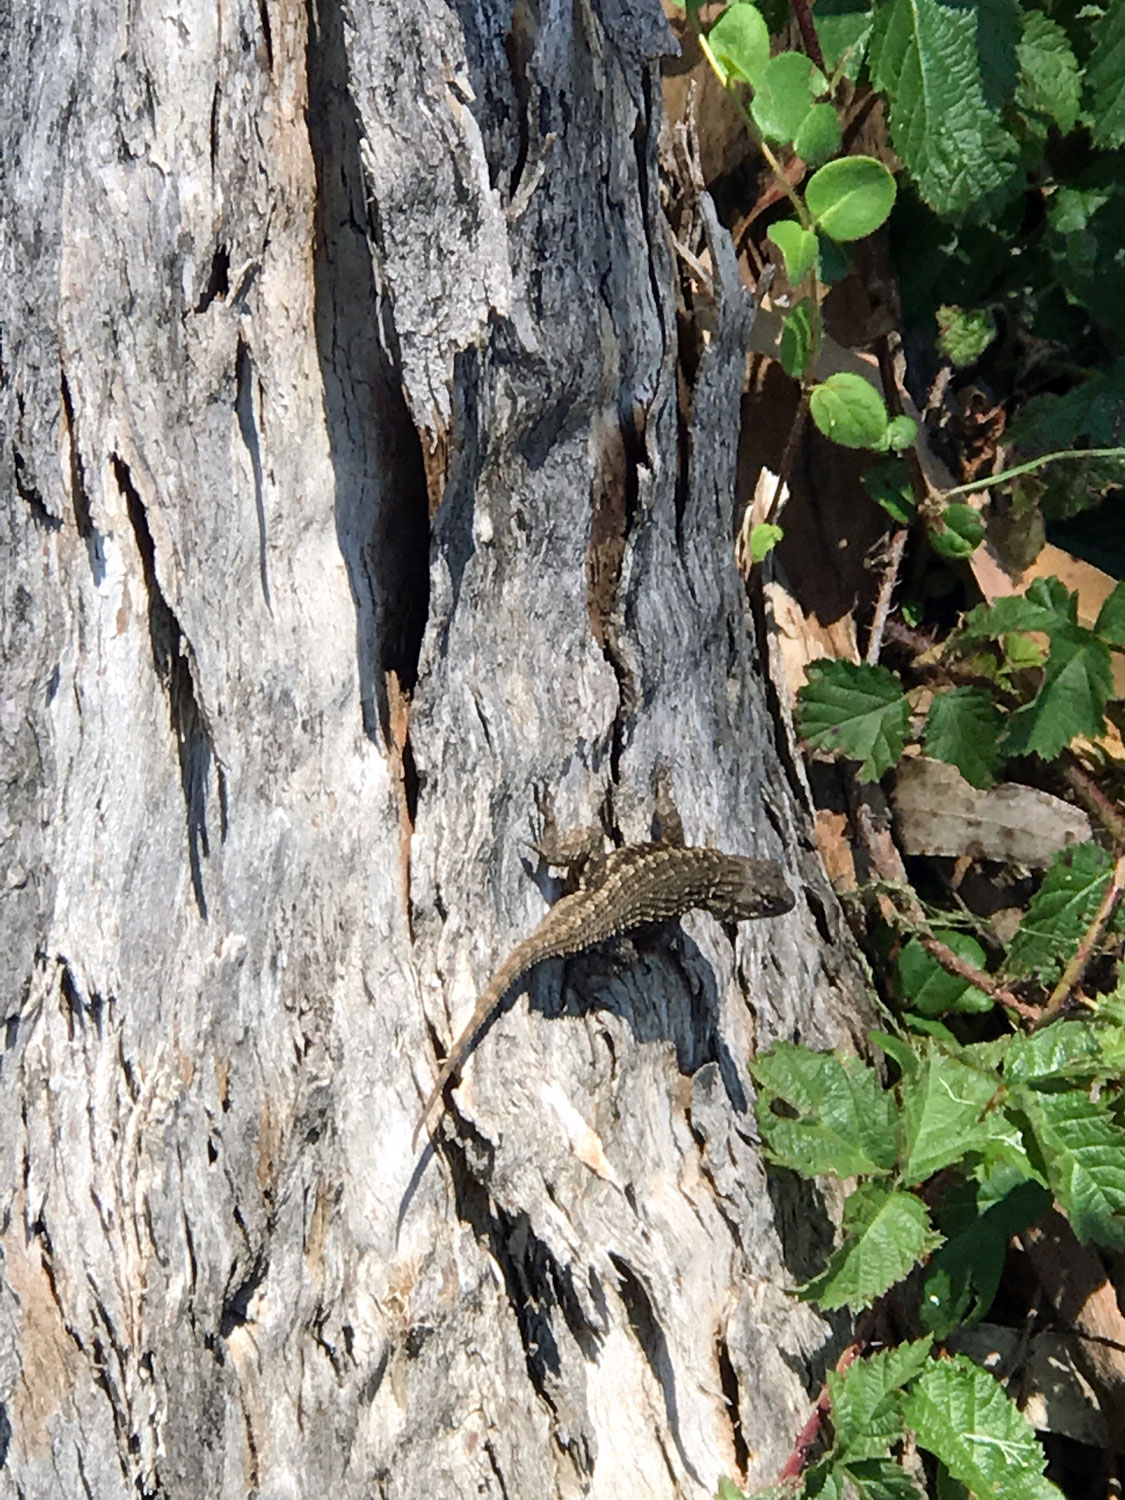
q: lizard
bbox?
[414,828,795,1146]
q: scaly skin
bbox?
[414,843,794,1145]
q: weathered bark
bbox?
[0,0,872,1495]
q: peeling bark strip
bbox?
[0,0,872,1496]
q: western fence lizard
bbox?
[414,841,795,1145]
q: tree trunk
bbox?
[0,0,872,1495]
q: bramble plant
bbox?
[672,2,1125,1497]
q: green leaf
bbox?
[752,1042,899,1177]
[1007,843,1115,983]
[815,0,875,80]
[1015,11,1081,134]
[751,51,826,144]
[706,1,771,87]
[863,457,916,524]
[842,1457,925,1500]
[797,659,911,780]
[923,687,1004,788]
[749,522,784,562]
[903,1355,1059,1500]
[885,414,917,453]
[868,0,1019,215]
[803,1184,942,1311]
[779,300,814,379]
[929,503,984,560]
[795,102,843,167]
[717,1479,748,1500]
[897,931,993,1017]
[959,575,1073,642]
[1009,358,1125,453]
[1016,1088,1125,1249]
[829,1339,934,1458]
[899,1044,1000,1180]
[920,1180,1050,1337]
[1003,623,1114,759]
[767,220,819,284]
[1004,1021,1106,1087]
[1084,1,1125,149]
[810,373,891,450]
[806,156,897,241]
[936,304,997,369]
[1095,580,1125,645]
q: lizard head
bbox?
[714,859,796,922]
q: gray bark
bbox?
[0,0,872,1495]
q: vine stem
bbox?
[940,447,1125,499]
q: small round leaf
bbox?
[706,2,770,87]
[810,372,889,450]
[767,220,818,285]
[794,102,842,167]
[750,52,824,143]
[806,156,897,242]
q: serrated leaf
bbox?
[923,687,1004,788]
[903,1355,1059,1500]
[752,1042,898,1177]
[929,503,984,560]
[797,659,911,780]
[829,1338,933,1458]
[803,1185,942,1311]
[810,373,892,450]
[1016,11,1081,133]
[795,102,843,167]
[751,51,825,144]
[1003,624,1113,759]
[843,1457,926,1500]
[1095,579,1125,644]
[1006,843,1115,983]
[959,576,1075,642]
[1004,1021,1106,1086]
[936,304,997,368]
[1009,358,1125,453]
[899,1045,1000,1180]
[1084,1,1125,149]
[707,1,771,87]
[868,0,1019,214]
[1020,1088,1125,1249]
[767,220,819,285]
[896,931,993,1018]
[920,1179,1050,1337]
[806,157,897,241]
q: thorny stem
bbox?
[865,528,908,665]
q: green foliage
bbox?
[797,660,911,780]
[677,11,1125,1488]
[805,157,898,241]
[922,687,1003,788]
[935,305,997,369]
[799,576,1125,785]
[1006,842,1122,982]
